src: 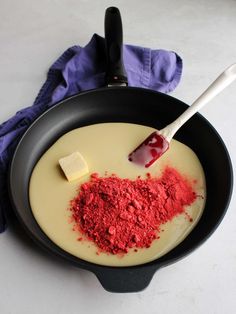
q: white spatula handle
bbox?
[161,63,236,141]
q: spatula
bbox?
[128,63,236,168]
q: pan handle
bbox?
[93,265,158,293]
[105,7,128,86]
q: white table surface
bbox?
[1,0,236,313]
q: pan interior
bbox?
[29,122,206,267]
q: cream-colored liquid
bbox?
[29,123,206,267]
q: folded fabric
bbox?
[0,33,183,232]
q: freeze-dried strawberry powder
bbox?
[69,167,197,254]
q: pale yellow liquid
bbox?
[29,123,206,267]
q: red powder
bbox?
[69,167,197,254]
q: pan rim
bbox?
[8,86,234,271]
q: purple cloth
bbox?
[0,34,182,232]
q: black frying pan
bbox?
[8,7,233,293]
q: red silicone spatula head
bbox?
[128,131,169,168]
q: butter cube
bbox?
[59,152,89,181]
